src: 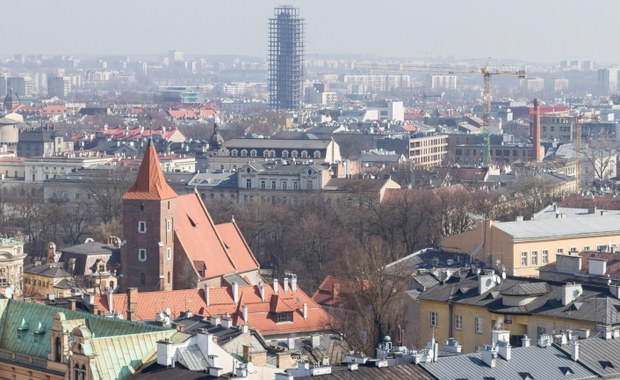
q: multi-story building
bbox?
[431,75,457,90]
[446,134,543,165]
[376,133,448,168]
[342,74,411,94]
[18,126,75,158]
[210,138,342,171]
[0,237,26,297]
[598,67,620,94]
[539,113,576,142]
[417,271,620,354]
[24,155,113,182]
[47,76,71,98]
[441,209,620,277]
[237,161,329,205]
[7,76,33,98]
[269,6,304,110]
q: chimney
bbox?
[553,203,557,211]
[480,345,497,368]
[107,289,114,314]
[533,98,542,162]
[258,281,265,301]
[127,287,138,321]
[303,303,308,320]
[232,282,239,305]
[204,284,210,306]
[562,283,583,306]
[283,277,289,293]
[521,335,530,347]
[291,274,297,292]
[571,340,580,361]
[69,299,77,311]
[589,258,607,276]
[243,304,248,324]
[537,334,552,348]
[496,341,511,361]
[274,278,279,294]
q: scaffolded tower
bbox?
[269,6,304,110]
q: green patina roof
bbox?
[0,299,169,359]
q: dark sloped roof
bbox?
[296,363,437,380]
[566,337,620,378]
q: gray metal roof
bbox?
[532,205,620,221]
[421,345,597,380]
[494,214,620,241]
[177,345,209,372]
[562,337,620,378]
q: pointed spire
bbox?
[123,141,177,200]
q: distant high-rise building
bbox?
[268,5,304,110]
[431,75,457,90]
[598,67,619,94]
[7,76,32,98]
[47,76,71,98]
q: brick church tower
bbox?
[121,141,177,291]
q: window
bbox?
[430,312,438,327]
[307,180,313,190]
[250,150,257,157]
[475,317,483,334]
[505,315,513,324]
[74,364,87,380]
[138,221,146,233]
[282,150,289,158]
[167,271,171,284]
[293,181,299,190]
[301,150,308,158]
[139,273,146,286]
[246,179,252,189]
[557,248,564,254]
[166,219,171,232]
[521,251,528,267]
[231,149,238,157]
[313,150,321,159]
[167,247,172,260]
[282,181,288,190]
[276,312,293,322]
[531,251,538,266]
[241,149,247,157]
[271,181,276,190]
[260,180,266,189]
[542,250,549,264]
[291,150,298,158]
[455,314,462,330]
[138,249,147,262]
[570,247,578,253]
[140,202,144,211]
[584,246,590,251]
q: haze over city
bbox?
[7,0,620,64]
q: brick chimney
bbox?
[532,98,542,162]
[127,287,139,321]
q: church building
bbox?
[120,141,260,291]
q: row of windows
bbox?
[455,149,534,158]
[520,250,550,267]
[138,248,172,262]
[431,312,492,334]
[230,149,322,159]
[138,219,172,233]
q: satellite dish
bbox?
[501,271,506,280]
[165,307,171,316]
[247,363,255,373]
[496,276,502,284]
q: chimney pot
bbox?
[283,277,289,293]
[274,279,279,294]
[303,303,308,320]
[232,282,239,305]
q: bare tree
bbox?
[84,167,134,224]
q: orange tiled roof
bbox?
[94,283,331,336]
[216,222,260,274]
[122,142,178,200]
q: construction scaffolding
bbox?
[268,6,304,110]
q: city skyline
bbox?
[5,0,620,64]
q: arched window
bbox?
[167,272,171,284]
[262,150,269,158]
[301,150,308,158]
[282,150,289,158]
[55,337,62,362]
[291,150,298,158]
[139,273,145,286]
[240,149,248,157]
[270,150,276,158]
[250,150,257,157]
[313,150,321,159]
[231,149,238,157]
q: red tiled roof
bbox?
[174,193,238,278]
[94,283,331,336]
[216,222,260,274]
[122,142,178,200]
[312,275,352,309]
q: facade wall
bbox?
[408,135,448,168]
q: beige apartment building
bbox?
[441,209,620,277]
[409,134,448,168]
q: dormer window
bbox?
[276,312,293,323]
[138,221,146,233]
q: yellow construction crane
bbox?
[479,58,526,165]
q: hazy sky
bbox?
[5,0,619,64]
